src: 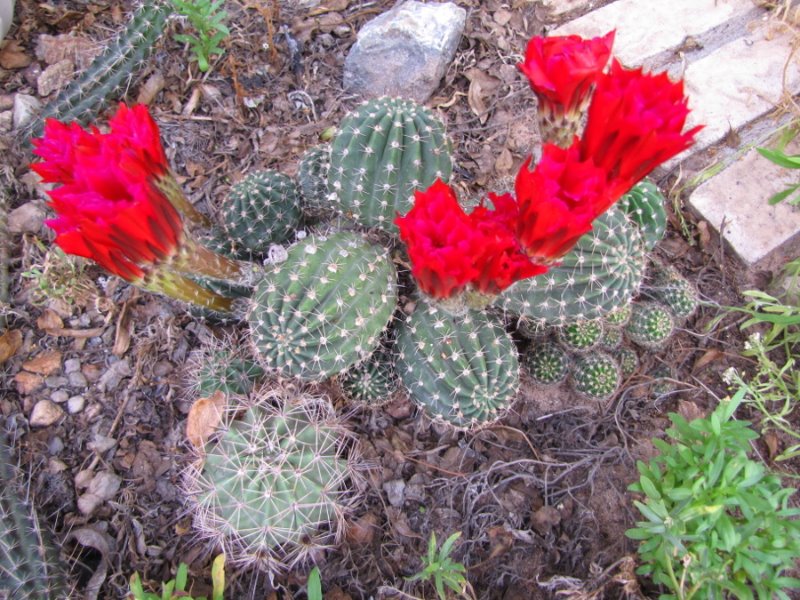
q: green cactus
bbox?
[328,97,453,233]
[558,319,603,352]
[617,180,667,252]
[604,303,632,326]
[624,302,674,350]
[515,317,543,340]
[614,346,639,378]
[189,339,265,398]
[523,341,569,385]
[27,1,172,140]
[221,170,302,258]
[497,207,646,326]
[339,350,398,405]
[570,353,621,401]
[186,392,358,572]
[395,301,519,428]
[598,323,623,350]
[298,144,332,221]
[248,231,397,381]
[644,263,698,320]
[0,438,70,599]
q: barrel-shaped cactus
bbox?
[523,341,569,385]
[186,391,358,573]
[570,353,621,401]
[248,231,397,381]
[221,170,302,258]
[496,207,646,325]
[328,97,453,233]
[617,180,667,252]
[395,301,519,428]
[625,302,674,350]
[644,263,699,320]
[614,346,639,378]
[188,338,266,398]
[339,350,398,405]
[558,319,603,352]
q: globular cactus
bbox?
[614,346,639,378]
[221,170,302,259]
[644,262,698,320]
[624,302,674,350]
[297,144,332,222]
[185,390,359,573]
[328,97,453,233]
[395,301,519,428]
[523,341,569,385]
[617,180,667,252]
[247,231,397,381]
[569,353,621,401]
[558,319,603,352]
[605,303,632,326]
[598,324,623,350]
[188,338,265,398]
[27,1,172,140]
[0,438,70,599]
[497,207,646,326]
[339,350,398,405]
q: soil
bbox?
[1,1,797,599]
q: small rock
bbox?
[98,359,131,392]
[45,376,69,388]
[9,202,46,234]
[88,434,117,455]
[48,436,64,455]
[50,389,69,404]
[13,94,42,130]
[68,371,88,388]
[36,33,101,69]
[77,470,121,515]
[383,479,406,508]
[15,371,44,395]
[37,59,74,97]
[0,95,13,110]
[30,400,65,427]
[67,395,85,414]
[343,1,466,103]
[64,358,81,374]
[0,110,11,132]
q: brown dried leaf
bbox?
[186,391,226,449]
[37,309,64,332]
[465,68,501,124]
[22,350,62,375]
[345,512,380,545]
[763,431,779,461]
[0,41,33,69]
[494,147,514,176]
[692,348,724,372]
[112,301,133,357]
[696,220,712,250]
[677,400,705,422]
[136,71,166,105]
[0,330,23,364]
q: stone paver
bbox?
[553,0,755,67]
[689,142,800,270]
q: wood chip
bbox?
[15,371,44,394]
[0,329,22,364]
[186,391,226,449]
[22,350,63,375]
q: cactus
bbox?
[395,301,519,428]
[188,339,265,398]
[221,170,302,259]
[339,350,398,405]
[496,207,646,325]
[27,1,172,140]
[570,352,621,400]
[523,341,569,385]
[604,303,632,326]
[617,180,667,251]
[644,262,698,320]
[624,302,674,349]
[328,97,453,233]
[598,323,623,350]
[185,391,359,572]
[614,346,639,378]
[248,231,397,381]
[298,144,332,221]
[558,319,603,352]
[0,438,70,599]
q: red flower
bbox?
[515,142,610,262]
[581,59,702,203]
[31,104,238,310]
[518,31,615,117]
[395,180,543,300]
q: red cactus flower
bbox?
[518,31,614,146]
[396,180,543,300]
[515,142,611,263]
[31,104,238,311]
[581,59,703,203]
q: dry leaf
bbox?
[763,431,779,461]
[37,309,64,332]
[677,400,705,422]
[696,220,712,250]
[22,350,63,375]
[0,330,23,364]
[136,71,166,105]
[494,147,514,176]
[186,391,226,449]
[15,371,44,394]
[112,301,133,357]
[465,68,501,124]
[0,41,33,69]
[692,348,724,372]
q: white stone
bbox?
[13,93,41,130]
[67,395,85,414]
[554,0,755,67]
[344,1,466,103]
[689,141,800,269]
[539,0,595,18]
[30,400,64,427]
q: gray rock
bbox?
[37,59,74,97]
[68,371,88,389]
[8,202,46,234]
[64,358,81,374]
[13,93,42,129]
[50,389,69,404]
[343,1,466,103]
[67,395,85,414]
[30,400,64,427]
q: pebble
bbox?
[37,59,74,96]
[67,395,85,414]
[12,93,42,129]
[0,110,11,132]
[50,389,69,404]
[30,400,65,427]
[45,375,69,388]
[383,479,406,508]
[68,371,88,388]
[77,470,122,516]
[64,358,81,374]
[8,202,46,234]
[48,436,64,455]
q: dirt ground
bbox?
[1,1,796,599]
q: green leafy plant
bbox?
[171,0,229,72]
[626,389,800,600]
[406,532,470,600]
[128,555,225,600]
[756,126,800,204]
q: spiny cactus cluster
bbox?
[339,349,398,405]
[185,389,360,573]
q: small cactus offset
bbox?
[328,97,453,233]
[523,341,569,385]
[297,144,332,222]
[27,1,172,140]
[624,301,674,349]
[247,231,397,381]
[185,390,360,573]
[221,170,302,258]
[617,180,668,251]
[614,346,639,378]
[558,319,603,352]
[604,303,632,326]
[395,301,519,428]
[644,262,699,320]
[339,350,398,405]
[569,352,621,401]
[598,323,623,350]
[188,337,265,398]
[0,438,70,599]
